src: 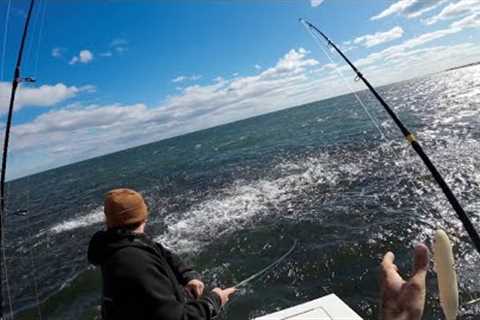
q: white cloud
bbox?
[71,39,127,62]
[79,50,93,62]
[110,38,128,47]
[69,49,93,65]
[9,42,480,179]
[361,42,480,84]
[62,39,127,65]
[315,63,337,73]
[254,64,262,70]
[99,51,113,57]
[310,0,325,7]
[0,82,94,113]
[172,76,186,83]
[353,26,404,48]
[95,39,129,58]
[371,0,445,20]
[9,48,335,178]
[69,50,93,64]
[172,75,202,83]
[114,46,127,54]
[425,0,480,25]
[261,48,318,77]
[397,26,460,48]
[352,15,480,69]
[14,103,149,138]
[371,0,416,20]
[451,13,480,28]
[341,41,357,52]
[51,47,64,58]
[110,38,128,54]
[404,0,448,18]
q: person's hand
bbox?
[212,287,237,306]
[380,244,429,320]
[185,279,205,298]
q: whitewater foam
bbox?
[155,155,347,253]
[49,207,104,234]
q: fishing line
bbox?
[32,0,47,78]
[25,188,43,319]
[303,27,419,213]
[24,0,42,75]
[16,2,48,316]
[300,19,480,254]
[301,20,435,225]
[0,0,12,81]
[302,23,475,314]
[301,20,435,221]
[1,174,14,320]
[312,36,453,234]
[1,205,14,320]
[302,20,459,231]
[1,1,37,318]
[214,239,297,319]
[301,20,386,141]
[464,297,480,306]
[233,239,297,289]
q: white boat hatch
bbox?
[253,294,363,320]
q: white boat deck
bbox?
[253,294,363,320]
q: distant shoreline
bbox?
[446,61,480,72]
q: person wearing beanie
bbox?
[88,188,236,320]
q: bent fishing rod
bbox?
[300,19,480,255]
[1,0,36,318]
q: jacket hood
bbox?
[88,229,155,266]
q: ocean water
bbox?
[4,66,480,319]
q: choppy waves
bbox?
[8,66,480,319]
[155,155,345,252]
[42,155,342,253]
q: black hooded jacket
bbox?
[88,229,222,320]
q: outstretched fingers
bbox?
[380,245,430,320]
[410,243,429,290]
[413,243,429,275]
[382,251,395,268]
[382,251,404,287]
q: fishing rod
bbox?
[1,0,36,317]
[300,19,480,255]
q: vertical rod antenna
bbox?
[1,0,36,317]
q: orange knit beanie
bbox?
[104,188,148,228]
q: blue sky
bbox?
[1,0,480,179]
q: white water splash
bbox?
[155,156,344,253]
[44,154,346,244]
[49,207,104,234]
